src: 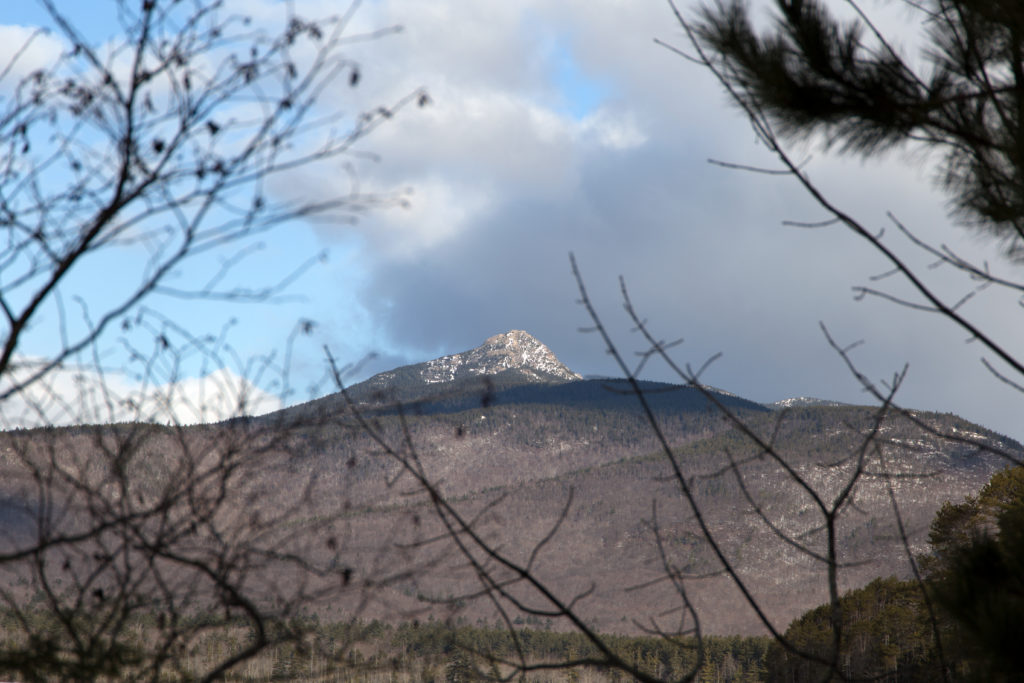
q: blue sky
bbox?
[5,0,1024,442]
[549,40,611,120]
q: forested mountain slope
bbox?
[244,332,1018,633]
[0,331,1016,635]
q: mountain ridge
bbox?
[320,330,870,417]
[271,330,771,421]
[271,329,872,419]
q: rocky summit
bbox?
[342,330,581,406]
[420,330,581,384]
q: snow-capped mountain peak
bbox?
[421,330,581,383]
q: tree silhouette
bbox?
[688,0,1024,258]
[926,466,1024,680]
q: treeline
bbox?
[0,610,770,682]
[386,619,770,682]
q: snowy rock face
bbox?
[771,397,848,409]
[421,330,581,384]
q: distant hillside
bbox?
[289,400,1015,635]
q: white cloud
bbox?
[0,360,282,429]
[0,24,64,85]
[370,177,489,260]
[290,77,649,259]
[577,108,646,150]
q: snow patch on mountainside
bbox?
[771,397,848,409]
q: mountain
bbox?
[249,331,1018,634]
[280,330,768,420]
[2,330,1018,639]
